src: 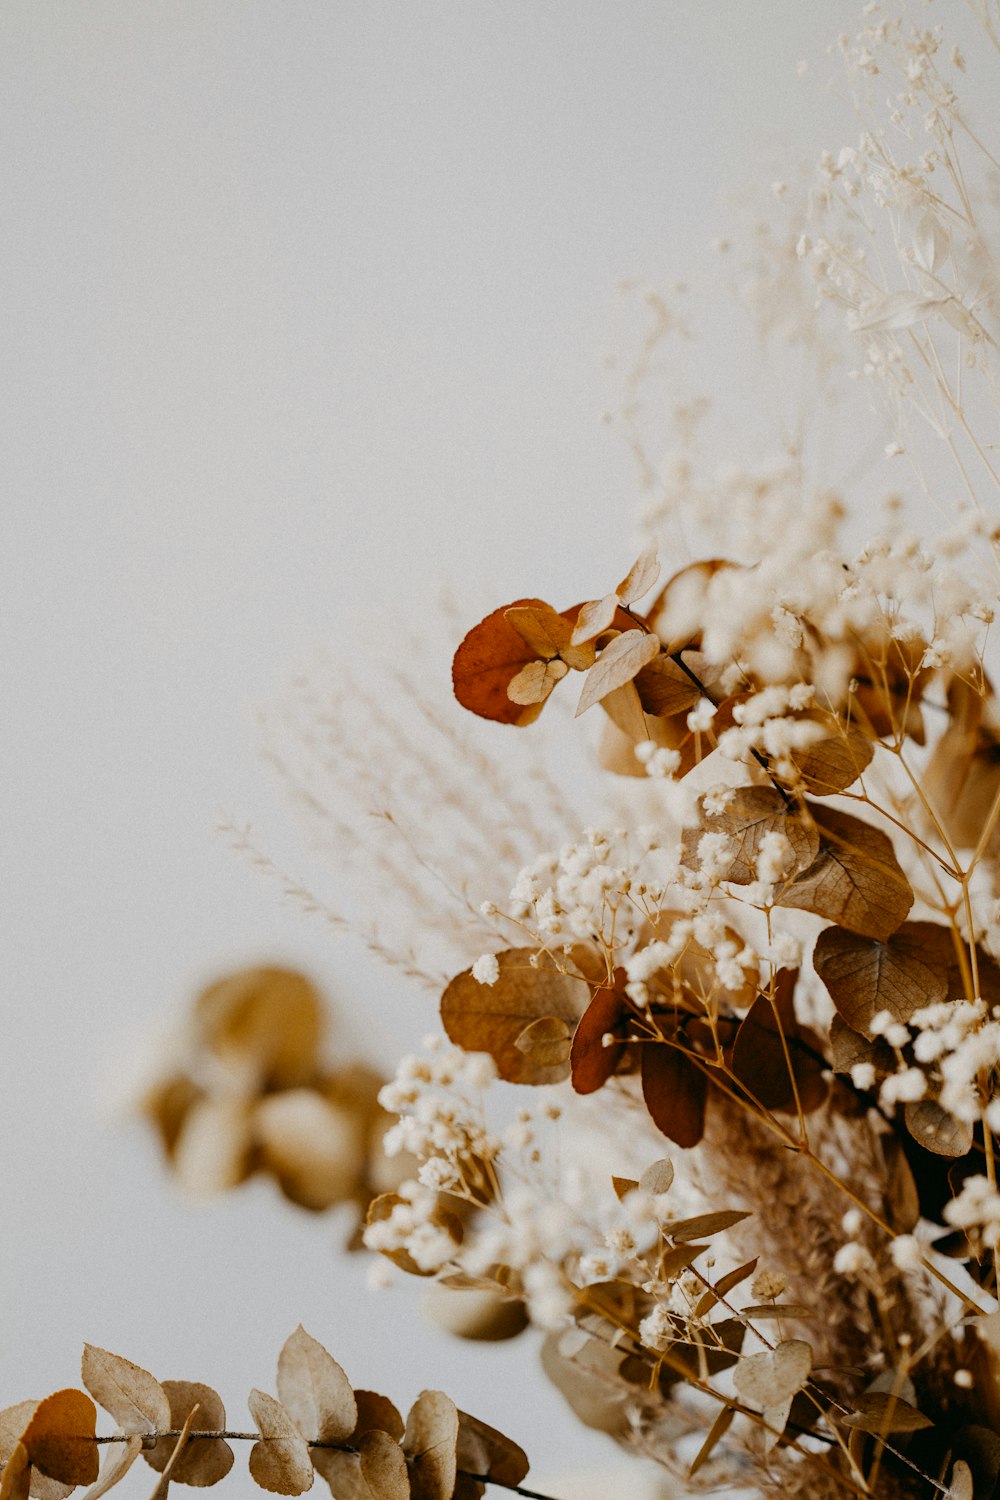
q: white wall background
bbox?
[3,3,989,1494]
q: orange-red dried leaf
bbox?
[813,922,950,1039]
[451,600,552,726]
[21,1392,98,1488]
[0,1444,31,1500]
[641,1043,707,1149]
[570,987,628,1095]
[776,804,913,941]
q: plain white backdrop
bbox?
[3,3,990,1493]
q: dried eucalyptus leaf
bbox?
[683,788,819,886]
[843,1391,934,1434]
[570,595,619,646]
[904,1100,974,1159]
[786,721,873,795]
[616,548,660,607]
[659,1210,750,1242]
[145,1382,234,1486]
[0,1408,39,1468]
[22,1393,98,1488]
[776,805,913,941]
[506,660,562,707]
[569,986,626,1095]
[503,604,574,661]
[576,631,661,717]
[762,1396,793,1455]
[638,1159,674,1197]
[455,1411,529,1494]
[81,1348,170,1438]
[402,1393,458,1500]
[945,1460,974,1500]
[611,1177,638,1201]
[0,1445,31,1500]
[277,1328,356,1446]
[352,1395,404,1445]
[247,1392,313,1496]
[688,1404,735,1478]
[641,1044,707,1149]
[441,950,588,1085]
[694,1259,758,1317]
[741,1304,813,1320]
[452,599,553,726]
[513,1016,572,1067]
[357,1433,409,1500]
[733,1340,811,1411]
[421,1286,528,1343]
[813,922,950,1039]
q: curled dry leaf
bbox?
[145,1382,234,1487]
[402,1393,458,1500]
[0,1445,31,1500]
[440,950,589,1085]
[683,788,819,887]
[733,1340,812,1412]
[81,1347,170,1438]
[813,921,950,1039]
[81,1435,143,1500]
[513,1016,572,1069]
[569,593,619,647]
[903,1099,974,1159]
[421,1285,529,1343]
[20,1394,98,1489]
[194,968,324,1090]
[451,599,553,726]
[575,631,661,718]
[276,1327,356,1447]
[247,1392,313,1497]
[776,804,913,941]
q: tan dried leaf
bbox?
[506,659,567,707]
[171,1097,254,1196]
[194,968,323,1089]
[276,1328,356,1447]
[904,1100,974,1158]
[21,1393,98,1488]
[813,922,950,1039]
[616,549,661,607]
[145,1382,234,1487]
[352,1395,405,1445]
[683,788,819,887]
[576,631,661,717]
[733,1340,811,1412]
[255,1090,367,1213]
[440,950,588,1085]
[357,1434,409,1500]
[402,1393,458,1500]
[455,1411,529,1498]
[247,1392,313,1496]
[688,1405,735,1479]
[611,1177,638,1201]
[632,654,702,718]
[503,604,572,660]
[946,1460,975,1500]
[570,595,619,647]
[0,1445,31,1500]
[81,1348,170,1438]
[843,1391,933,1434]
[762,1397,793,1456]
[512,1016,572,1068]
[81,1436,143,1500]
[786,720,873,795]
[659,1210,750,1243]
[0,1409,39,1469]
[694,1259,758,1318]
[638,1159,674,1197]
[776,805,913,941]
[421,1286,528,1343]
[741,1305,813,1320]
[597,680,650,745]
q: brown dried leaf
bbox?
[451,599,552,726]
[641,1043,707,1149]
[171,1097,254,1196]
[276,1327,356,1447]
[357,1433,409,1500]
[813,922,950,1039]
[616,549,661,607]
[576,631,661,717]
[659,1210,750,1242]
[731,970,827,1114]
[741,1305,813,1320]
[904,1100,974,1158]
[694,1259,758,1317]
[145,1382,234,1487]
[503,604,574,661]
[352,1395,405,1445]
[569,987,627,1095]
[81,1436,143,1500]
[843,1391,934,1434]
[683,789,819,887]
[21,1394,98,1489]
[632,654,702,718]
[786,719,874,795]
[0,1409,39,1469]
[0,1446,31,1500]
[611,1177,638,1201]
[733,1340,812,1412]
[402,1393,458,1500]
[513,1016,572,1068]
[441,950,589,1085]
[30,1469,72,1500]
[255,1090,367,1213]
[247,1392,313,1496]
[776,804,913,941]
[597,681,650,744]
[81,1348,170,1438]
[881,1133,921,1233]
[688,1405,735,1479]
[455,1411,529,1500]
[829,1015,895,1081]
